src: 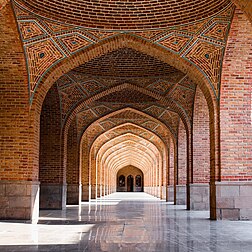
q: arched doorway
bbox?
[127,175,134,192]
[117,166,144,192]
[135,175,143,192]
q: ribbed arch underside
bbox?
[99,134,161,175]
[98,135,162,190]
[89,124,166,195]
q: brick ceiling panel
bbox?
[96,89,157,104]
[80,109,171,151]
[93,126,165,155]
[19,0,230,30]
[73,48,181,78]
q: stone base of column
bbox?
[167,185,174,202]
[97,185,101,198]
[153,186,158,197]
[101,186,105,196]
[216,182,252,220]
[190,184,209,210]
[40,183,66,210]
[176,185,186,205]
[144,187,152,195]
[0,180,40,223]
[67,184,81,205]
[161,186,166,200]
[90,185,96,199]
[82,184,89,201]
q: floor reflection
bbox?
[0,192,252,251]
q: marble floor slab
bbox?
[0,192,252,251]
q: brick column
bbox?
[0,3,39,222]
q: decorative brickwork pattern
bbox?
[184,40,224,95]
[12,0,235,102]
[203,22,230,42]
[58,33,93,54]
[79,108,171,150]
[74,48,179,77]
[159,33,192,54]
[25,39,65,94]
[18,20,46,41]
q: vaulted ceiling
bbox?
[18,0,231,29]
[9,0,240,151]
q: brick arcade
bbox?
[0,0,252,223]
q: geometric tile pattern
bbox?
[58,33,93,54]
[158,33,192,54]
[24,39,65,93]
[143,106,165,118]
[58,85,86,119]
[85,30,117,41]
[18,20,46,41]
[147,80,174,95]
[92,105,111,116]
[92,124,165,158]
[54,68,197,128]
[176,20,208,35]
[77,109,98,133]
[86,109,171,149]
[170,86,196,119]
[159,110,180,135]
[80,80,105,96]
[74,99,178,141]
[55,73,186,122]
[96,89,157,104]
[184,40,224,94]
[42,19,75,34]
[13,0,235,103]
[134,30,165,41]
[203,22,230,42]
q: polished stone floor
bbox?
[0,192,252,251]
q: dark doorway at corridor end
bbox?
[117,166,143,192]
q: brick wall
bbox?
[67,119,79,184]
[169,138,175,185]
[0,3,32,181]
[233,0,252,23]
[220,8,252,181]
[178,120,187,185]
[39,84,62,183]
[19,0,230,30]
[0,0,8,10]
[193,86,210,183]
[80,135,89,186]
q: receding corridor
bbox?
[0,193,252,252]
